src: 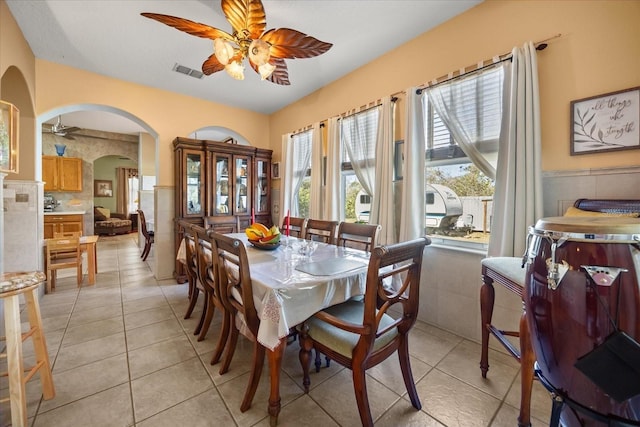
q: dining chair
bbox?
[209,231,264,412]
[51,231,84,260]
[180,222,207,334]
[281,216,307,238]
[193,226,230,362]
[336,222,381,252]
[298,236,431,426]
[137,209,154,261]
[204,215,239,234]
[45,236,83,293]
[53,231,83,238]
[304,219,338,244]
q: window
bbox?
[127,175,139,214]
[291,129,313,217]
[340,108,379,222]
[422,65,504,245]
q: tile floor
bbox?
[1,234,553,426]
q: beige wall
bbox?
[270,0,640,172]
[2,0,639,191]
[34,61,270,187]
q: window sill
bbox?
[426,235,488,255]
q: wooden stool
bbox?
[479,257,534,427]
[0,272,55,427]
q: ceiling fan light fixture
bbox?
[248,39,270,66]
[214,38,234,65]
[225,61,245,80]
[258,62,276,80]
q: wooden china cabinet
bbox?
[173,137,272,282]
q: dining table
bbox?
[177,233,371,424]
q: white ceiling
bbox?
[8,0,481,133]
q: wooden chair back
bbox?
[45,236,83,292]
[336,222,381,252]
[136,209,155,261]
[53,231,83,238]
[299,236,431,426]
[208,231,265,412]
[304,219,338,244]
[204,215,239,234]
[179,221,199,293]
[281,216,307,238]
[137,209,152,239]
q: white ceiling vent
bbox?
[173,63,204,79]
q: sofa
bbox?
[94,207,132,235]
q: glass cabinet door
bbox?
[234,155,250,215]
[255,158,270,214]
[185,151,203,216]
[213,154,231,215]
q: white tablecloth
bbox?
[178,233,370,351]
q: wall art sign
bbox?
[94,179,113,197]
[570,86,639,155]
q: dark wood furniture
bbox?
[173,137,272,283]
[304,219,338,244]
[299,237,431,427]
[137,209,154,261]
[479,198,640,427]
[204,215,238,234]
[193,226,229,364]
[336,222,381,252]
[210,231,265,413]
[281,216,307,238]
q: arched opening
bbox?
[40,108,152,236]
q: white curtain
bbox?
[309,122,323,219]
[280,133,293,226]
[324,117,342,221]
[341,108,379,198]
[399,87,426,241]
[282,130,313,217]
[425,66,504,180]
[371,96,397,245]
[489,42,543,257]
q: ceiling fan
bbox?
[141,0,332,85]
[45,116,82,139]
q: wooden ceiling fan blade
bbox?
[266,58,290,85]
[202,54,225,75]
[141,13,233,41]
[222,0,266,40]
[63,127,81,134]
[262,28,332,59]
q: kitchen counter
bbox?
[44,211,86,215]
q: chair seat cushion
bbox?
[481,257,526,285]
[304,299,398,358]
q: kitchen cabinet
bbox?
[42,156,83,192]
[173,137,273,281]
[44,213,84,239]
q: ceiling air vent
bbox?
[172,63,204,79]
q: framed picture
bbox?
[570,86,640,155]
[0,100,19,174]
[394,140,404,180]
[272,162,280,179]
[94,179,113,197]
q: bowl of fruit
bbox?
[245,223,281,250]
